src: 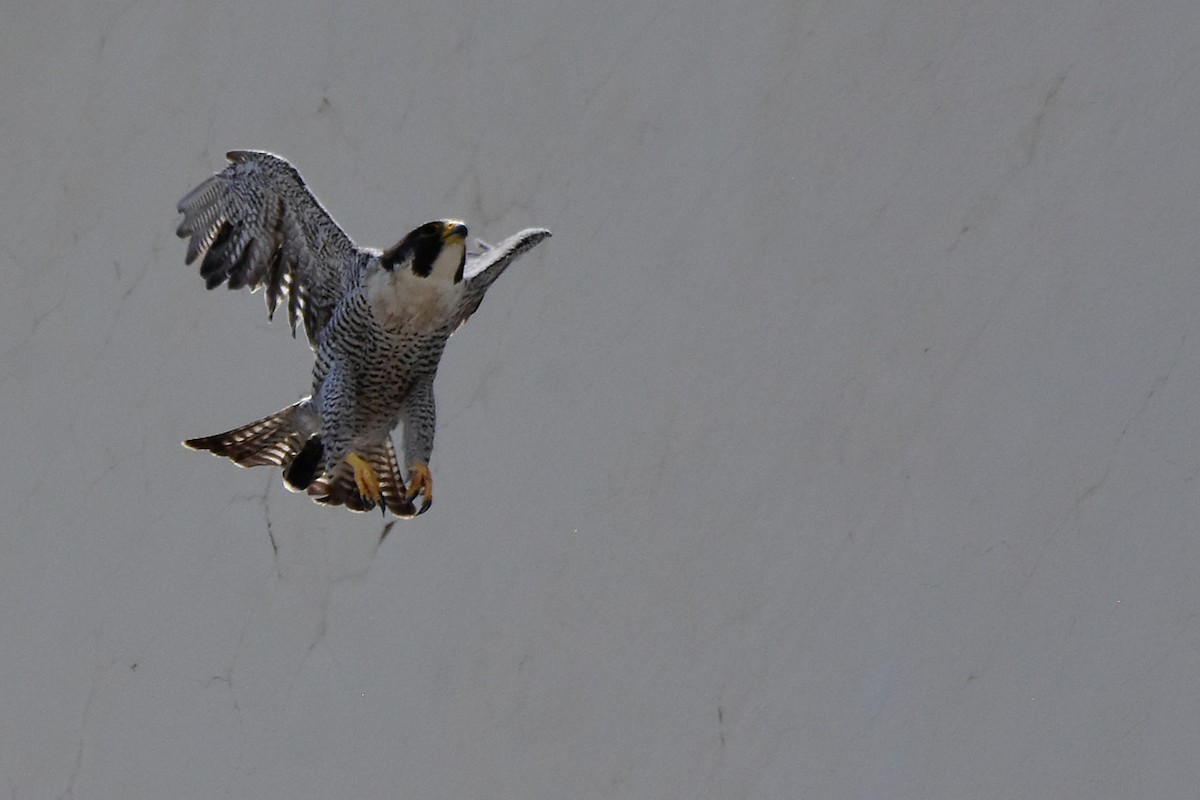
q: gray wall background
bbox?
[3,1,1200,797]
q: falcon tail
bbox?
[184,405,418,517]
[306,439,418,517]
[183,402,310,471]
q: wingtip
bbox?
[514,227,552,246]
[226,149,287,166]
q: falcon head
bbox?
[382,220,468,283]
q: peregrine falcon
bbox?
[176,150,550,516]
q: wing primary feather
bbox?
[200,221,234,289]
[225,236,256,290]
[288,272,302,337]
[265,245,284,320]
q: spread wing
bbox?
[454,228,552,329]
[176,150,364,347]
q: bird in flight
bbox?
[176,150,550,516]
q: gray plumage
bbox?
[177,150,550,516]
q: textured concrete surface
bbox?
[3,1,1200,797]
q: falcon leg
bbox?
[406,461,433,515]
[346,452,382,506]
[400,376,436,515]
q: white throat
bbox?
[366,247,463,332]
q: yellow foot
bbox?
[345,452,382,506]
[405,461,433,515]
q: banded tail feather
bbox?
[306,438,418,517]
[184,404,418,517]
[183,402,309,468]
